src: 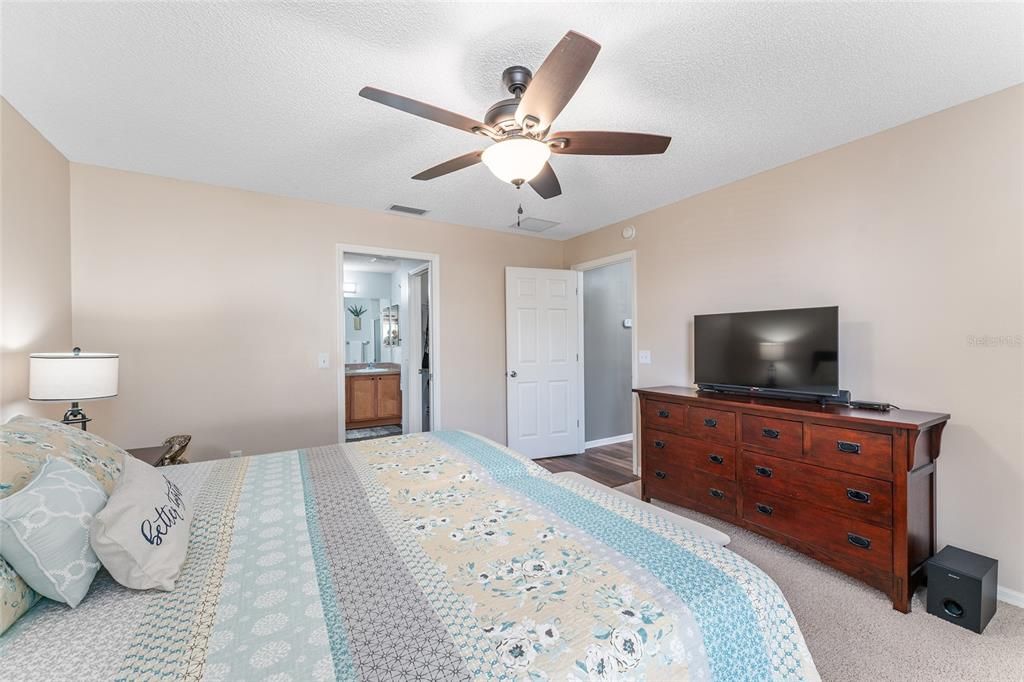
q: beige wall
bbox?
[0,99,72,422]
[563,85,1024,595]
[69,165,562,460]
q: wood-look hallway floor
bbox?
[535,440,638,488]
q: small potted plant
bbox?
[347,304,367,330]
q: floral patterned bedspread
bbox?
[0,431,818,681]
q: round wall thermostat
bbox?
[621,225,636,240]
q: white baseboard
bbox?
[998,585,1024,608]
[585,433,633,449]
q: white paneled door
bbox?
[505,267,584,459]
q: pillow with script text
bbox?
[90,456,193,590]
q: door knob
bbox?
[509,370,518,378]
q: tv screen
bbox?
[694,306,839,397]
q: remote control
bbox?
[850,400,893,411]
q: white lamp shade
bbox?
[29,353,119,401]
[481,137,551,184]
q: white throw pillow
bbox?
[90,456,193,590]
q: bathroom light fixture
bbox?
[481,137,551,186]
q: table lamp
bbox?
[29,347,119,430]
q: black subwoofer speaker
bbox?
[926,545,997,634]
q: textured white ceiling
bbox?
[3,2,1021,240]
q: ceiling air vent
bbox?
[511,217,560,233]
[388,204,429,216]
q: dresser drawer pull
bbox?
[703,417,718,428]
[754,465,773,478]
[837,440,861,454]
[846,488,871,504]
[709,488,726,500]
[654,440,666,449]
[755,503,773,516]
[708,454,725,465]
[657,409,670,418]
[761,427,781,440]
[847,533,871,549]
[654,470,667,480]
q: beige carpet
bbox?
[614,480,1024,682]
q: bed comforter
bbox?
[0,431,818,681]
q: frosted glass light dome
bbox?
[481,138,551,185]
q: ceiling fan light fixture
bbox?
[481,137,551,185]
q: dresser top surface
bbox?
[634,385,949,430]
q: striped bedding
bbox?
[0,431,818,681]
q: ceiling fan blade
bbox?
[412,151,483,180]
[359,86,490,136]
[515,31,600,132]
[528,162,562,199]
[548,131,671,155]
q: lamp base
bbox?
[61,402,91,431]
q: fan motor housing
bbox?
[485,98,520,130]
[486,66,533,131]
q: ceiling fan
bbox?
[359,30,671,199]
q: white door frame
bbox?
[406,263,430,434]
[336,244,441,442]
[572,250,639,474]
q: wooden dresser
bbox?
[634,386,949,612]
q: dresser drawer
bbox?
[644,451,738,517]
[742,414,803,457]
[643,431,736,480]
[741,492,893,574]
[643,400,687,434]
[807,424,893,479]
[687,406,736,443]
[740,451,893,528]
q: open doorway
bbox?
[574,252,639,473]
[337,245,441,443]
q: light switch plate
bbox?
[639,350,652,364]
[318,352,330,369]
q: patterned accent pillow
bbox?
[1,415,125,498]
[0,458,109,607]
[0,559,39,635]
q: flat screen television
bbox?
[694,306,839,399]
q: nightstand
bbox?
[127,435,191,467]
[127,445,174,467]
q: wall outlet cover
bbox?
[229,450,243,458]
[639,350,652,364]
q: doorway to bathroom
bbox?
[337,245,440,443]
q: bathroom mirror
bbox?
[346,298,398,364]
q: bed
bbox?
[0,431,818,681]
